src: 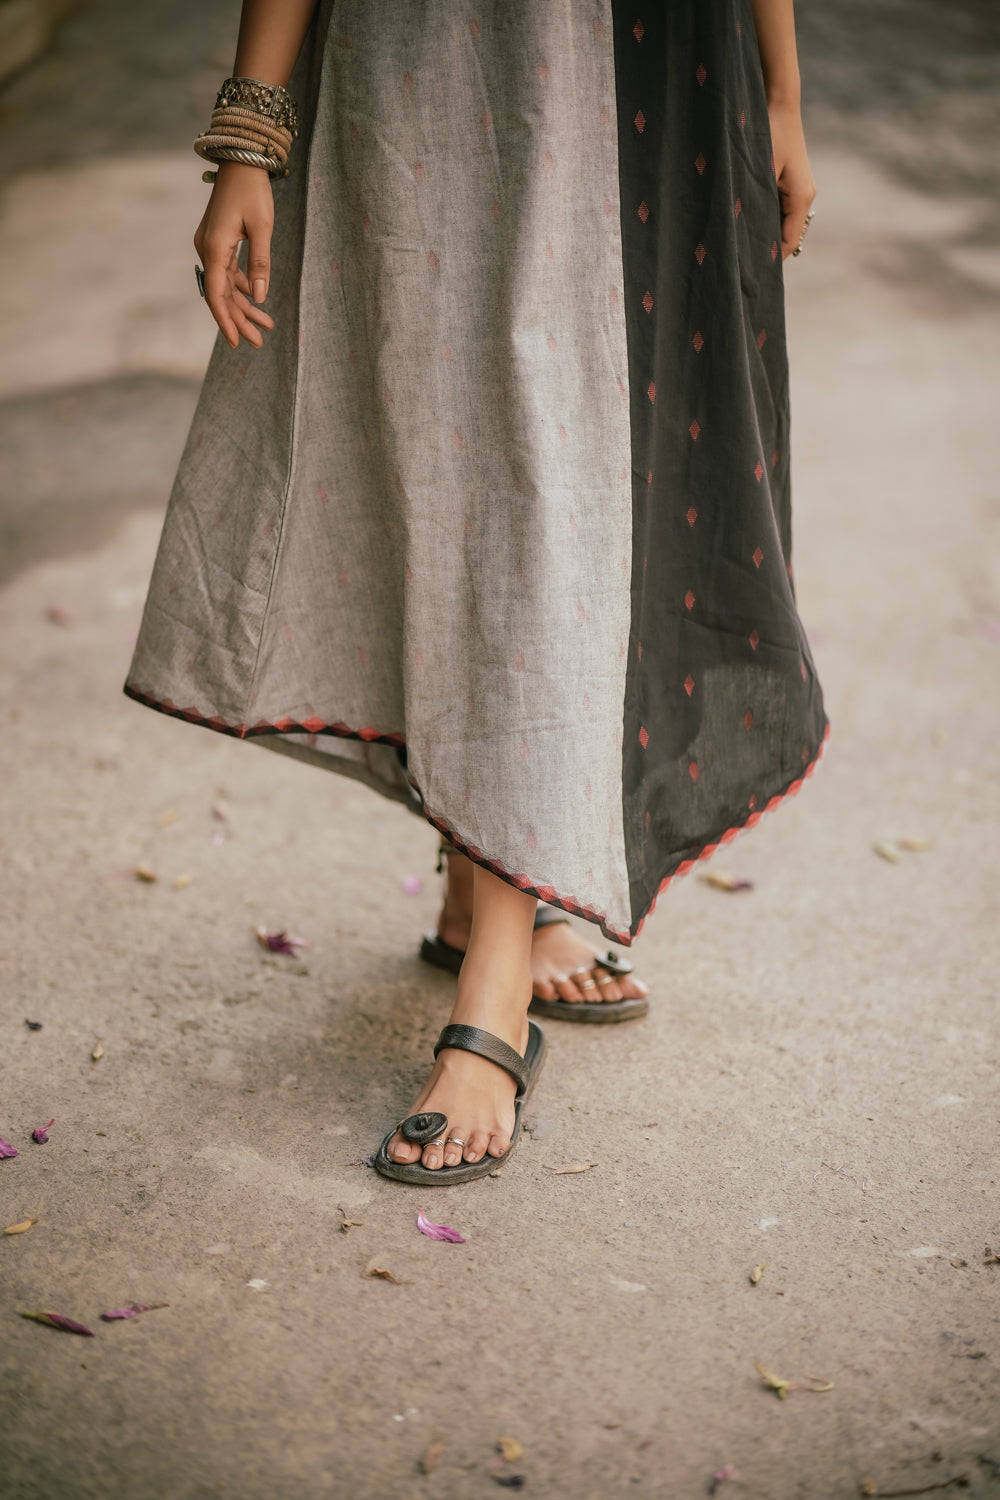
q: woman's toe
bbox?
[621,974,649,999]
[532,975,560,1001]
[554,975,584,1004]
[464,1129,490,1162]
[594,971,623,1002]
[442,1130,468,1167]
[389,1134,421,1164]
[487,1130,511,1158]
[421,1140,446,1170]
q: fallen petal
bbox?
[0,1137,18,1159]
[4,1218,38,1234]
[402,874,423,896]
[254,926,312,955]
[496,1436,523,1462]
[698,871,755,892]
[45,604,74,627]
[31,1119,55,1145]
[24,1019,43,1031]
[872,842,901,864]
[363,1259,404,1283]
[416,1210,466,1243]
[100,1302,169,1321]
[750,1264,766,1285]
[545,1161,598,1174]
[91,1041,104,1062]
[709,1465,736,1495]
[984,1245,1000,1265]
[134,863,157,882]
[21,1310,95,1336]
[173,873,194,890]
[754,1361,789,1398]
[419,1439,445,1474]
[897,837,932,852]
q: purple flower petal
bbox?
[31,1118,55,1145]
[100,1302,168,1321]
[709,1465,736,1495]
[24,1019,43,1031]
[255,927,311,955]
[402,874,423,896]
[45,604,74,627]
[21,1310,95,1336]
[0,1137,18,1159]
[416,1210,466,1243]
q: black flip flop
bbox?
[374,1019,546,1185]
[419,907,648,1024]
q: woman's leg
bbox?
[387,866,536,1170]
[437,850,649,1006]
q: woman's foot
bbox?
[388,869,535,1172]
[436,850,649,1006]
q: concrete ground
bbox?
[1,3,999,1496]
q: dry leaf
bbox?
[158,809,180,827]
[173,873,194,890]
[419,1439,445,1474]
[546,1161,598,1175]
[496,1436,524,1462]
[897,837,932,852]
[340,1219,364,1233]
[0,1137,18,1159]
[698,872,754,892]
[91,1041,104,1062]
[984,1245,1000,1266]
[363,1259,403,1283]
[750,1264,766,1285]
[134,863,157,882]
[755,1361,833,1398]
[4,1218,38,1235]
[949,1258,968,1269]
[24,1019,43,1031]
[872,842,901,864]
[254,926,311,955]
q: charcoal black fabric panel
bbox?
[612,1,828,933]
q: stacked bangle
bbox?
[194,75,299,179]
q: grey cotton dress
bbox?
[126,0,829,945]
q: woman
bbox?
[125,0,828,1184]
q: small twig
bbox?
[864,1474,970,1497]
[814,1161,869,1194]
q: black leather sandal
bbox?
[419,903,648,1024]
[374,1019,546,1185]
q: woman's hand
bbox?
[768,101,817,261]
[194,161,276,349]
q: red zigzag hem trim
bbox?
[123,681,830,947]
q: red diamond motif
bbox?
[695,152,706,175]
[634,110,646,134]
[686,506,697,527]
[637,641,642,662]
[638,726,649,749]
[754,460,764,482]
[633,20,645,41]
[689,418,701,441]
[647,381,656,403]
[403,72,414,94]
[744,709,754,731]
[771,241,779,262]
[688,760,699,781]
[695,242,706,265]
[771,448,780,468]
[734,197,742,217]
[749,629,760,651]
[753,546,763,568]
[301,716,324,734]
[642,290,653,313]
[740,108,746,128]
[684,674,695,697]
[692,330,704,352]
[685,589,695,610]
[637,200,649,223]
[757,328,767,349]
[696,63,707,85]
[800,660,808,681]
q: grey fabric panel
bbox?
[126,1,635,937]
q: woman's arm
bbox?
[194,0,320,349]
[749,0,816,260]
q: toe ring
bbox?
[579,979,598,990]
[446,1136,466,1147]
[596,972,616,984]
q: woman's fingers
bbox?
[193,162,275,346]
[246,215,272,306]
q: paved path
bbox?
[1,4,998,1496]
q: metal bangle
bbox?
[215,75,298,134]
[194,142,286,177]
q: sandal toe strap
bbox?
[399,1110,449,1145]
[434,1023,529,1096]
[594,948,633,976]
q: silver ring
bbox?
[595,973,616,985]
[446,1136,465,1147]
[429,1138,447,1149]
[578,979,598,991]
[194,265,206,298]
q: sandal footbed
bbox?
[374,1020,546,1185]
